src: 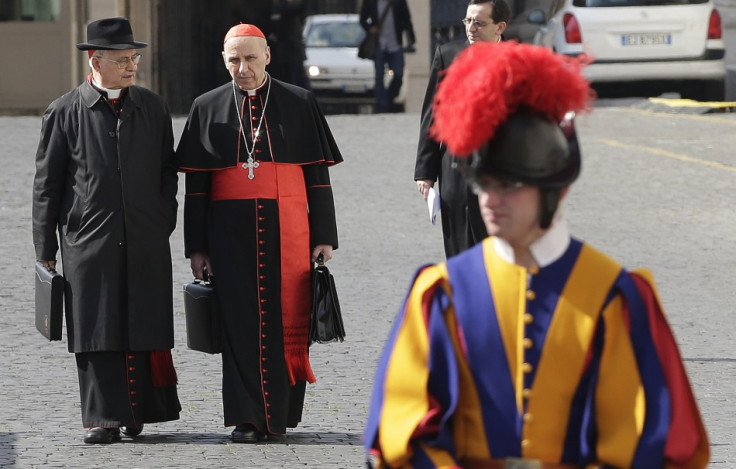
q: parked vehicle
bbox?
[302,14,407,112]
[533,0,726,101]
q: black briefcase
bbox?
[34,262,64,341]
[183,278,222,354]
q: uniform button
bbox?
[522,388,532,399]
[524,313,533,324]
[521,439,531,449]
[259,275,265,279]
[523,413,533,423]
[259,286,265,291]
[108,131,116,137]
[526,290,536,300]
[522,363,533,373]
[529,266,539,275]
[523,338,533,349]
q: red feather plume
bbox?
[430,41,594,157]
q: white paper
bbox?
[427,187,440,225]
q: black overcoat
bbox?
[32,80,178,353]
[415,39,487,258]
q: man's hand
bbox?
[416,179,435,201]
[312,245,333,263]
[38,259,57,270]
[190,252,213,280]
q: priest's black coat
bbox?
[415,39,488,258]
[32,81,178,353]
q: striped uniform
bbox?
[365,236,709,468]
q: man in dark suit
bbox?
[414,0,511,258]
[360,0,416,113]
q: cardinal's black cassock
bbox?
[175,75,342,434]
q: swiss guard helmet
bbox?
[430,42,592,229]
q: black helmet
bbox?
[458,110,581,229]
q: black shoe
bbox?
[83,427,121,444]
[121,423,143,437]
[230,424,266,443]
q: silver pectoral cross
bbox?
[242,156,260,179]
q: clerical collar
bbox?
[234,74,271,97]
[492,216,571,268]
[90,76,124,99]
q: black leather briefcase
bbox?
[183,279,222,354]
[34,262,64,341]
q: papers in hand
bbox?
[427,187,440,225]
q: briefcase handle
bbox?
[192,274,214,286]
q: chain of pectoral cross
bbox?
[232,78,271,179]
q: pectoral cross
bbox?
[242,156,260,180]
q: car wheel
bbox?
[680,79,725,102]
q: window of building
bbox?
[0,0,61,22]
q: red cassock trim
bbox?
[211,162,316,384]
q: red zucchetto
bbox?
[224,23,266,43]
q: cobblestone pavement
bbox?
[0,107,733,468]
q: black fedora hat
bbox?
[76,17,147,50]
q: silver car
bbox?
[303,14,407,111]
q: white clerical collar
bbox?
[91,77,123,99]
[492,216,571,268]
[245,74,270,96]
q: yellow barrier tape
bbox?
[648,97,736,108]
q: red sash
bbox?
[211,162,315,384]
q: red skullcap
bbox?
[430,42,594,157]
[224,23,266,43]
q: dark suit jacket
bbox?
[359,0,416,47]
[414,39,488,257]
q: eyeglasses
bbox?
[462,18,490,28]
[470,176,526,196]
[94,53,142,69]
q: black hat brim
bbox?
[76,40,148,50]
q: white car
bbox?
[533,0,726,101]
[302,14,407,111]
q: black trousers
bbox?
[76,351,180,429]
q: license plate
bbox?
[341,83,367,93]
[621,33,671,46]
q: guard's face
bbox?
[223,36,271,90]
[465,4,506,44]
[477,176,543,247]
[91,49,140,89]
